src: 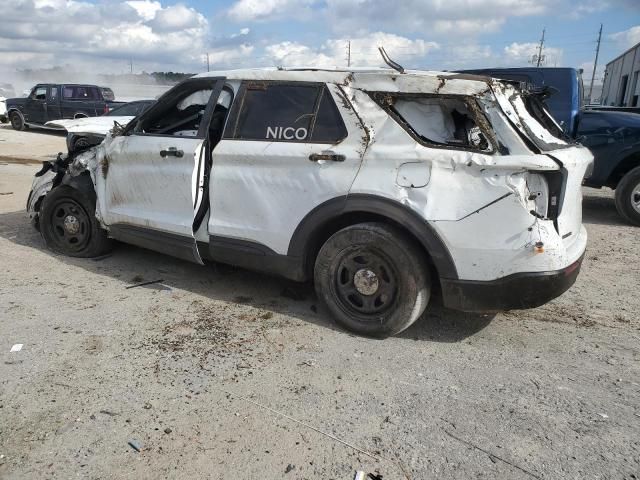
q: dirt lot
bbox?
[0,126,639,479]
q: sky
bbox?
[1,0,639,84]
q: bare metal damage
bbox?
[27,68,593,282]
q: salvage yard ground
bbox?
[0,125,639,479]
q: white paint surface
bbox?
[45,116,134,135]
[33,68,592,284]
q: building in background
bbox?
[601,41,640,107]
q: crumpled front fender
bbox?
[26,168,57,219]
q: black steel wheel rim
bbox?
[332,247,399,320]
[48,198,91,252]
[11,114,21,129]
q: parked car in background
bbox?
[459,67,640,226]
[100,86,116,102]
[0,83,13,123]
[5,84,120,131]
[0,97,7,123]
[45,100,155,152]
[27,68,592,337]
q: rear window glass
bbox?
[374,94,493,152]
[101,88,115,101]
[108,102,151,117]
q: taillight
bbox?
[542,170,566,222]
[103,104,109,115]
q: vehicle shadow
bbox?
[582,191,628,227]
[0,209,493,343]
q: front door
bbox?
[24,86,48,124]
[208,81,365,255]
[94,77,226,264]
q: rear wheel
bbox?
[314,222,430,338]
[614,166,640,226]
[10,111,24,130]
[39,185,112,257]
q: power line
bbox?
[346,40,351,67]
[588,23,603,103]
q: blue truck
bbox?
[459,67,640,226]
[4,83,121,131]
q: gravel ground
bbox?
[0,132,639,479]
[0,124,66,163]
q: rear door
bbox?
[96,77,226,263]
[208,81,365,255]
[46,85,61,120]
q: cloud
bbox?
[503,42,563,66]
[227,0,315,22]
[265,32,439,68]
[147,3,206,32]
[609,25,640,50]
[0,0,210,72]
[126,0,162,21]
[225,0,553,36]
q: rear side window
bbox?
[227,82,347,143]
[63,86,99,100]
[373,93,494,152]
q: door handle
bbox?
[160,147,184,158]
[309,151,345,162]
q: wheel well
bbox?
[607,153,640,188]
[302,211,441,289]
[73,113,89,119]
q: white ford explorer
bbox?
[27,68,592,337]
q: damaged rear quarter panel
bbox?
[348,79,584,281]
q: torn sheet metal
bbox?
[45,116,135,136]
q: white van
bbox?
[27,68,592,337]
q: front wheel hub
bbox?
[631,183,640,214]
[334,248,398,318]
[63,215,80,235]
[353,269,379,295]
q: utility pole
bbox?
[536,27,545,67]
[206,53,210,72]
[130,58,133,74]
[346,41,351,67]
[588,23,603,104]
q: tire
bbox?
[0,115,7,124]
[10,111,24,130]
[314,222,430,338]
[614,166,640,226]
[39,185,112,257]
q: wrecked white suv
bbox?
[27,68,592,337]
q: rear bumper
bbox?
[441,253,584,312]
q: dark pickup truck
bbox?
[5,84,120,131]
[459,67,640,226]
